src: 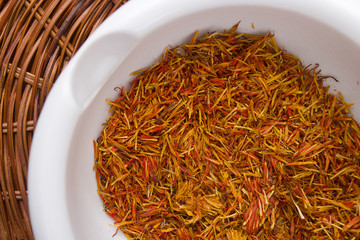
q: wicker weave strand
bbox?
[0,0,127,238]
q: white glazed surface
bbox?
[28,0,360,239]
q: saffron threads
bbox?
[94,24,360,239]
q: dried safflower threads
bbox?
[94,24,360,239]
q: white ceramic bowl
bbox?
[28,0,360,239]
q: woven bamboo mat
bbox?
[0,0,128,239]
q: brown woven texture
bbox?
[0,0,128,239]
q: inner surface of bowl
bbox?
[28,0,360,239]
